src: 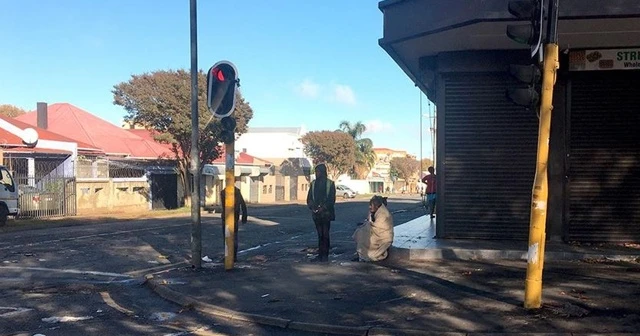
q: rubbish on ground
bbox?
[42,316,94,323]
[202,256,212,262]
[148,312,177,322]
[261,293,270,298]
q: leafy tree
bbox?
[112,69,254,204]
[390,156,420,187]
[0,104,27,118]
[301,131,356,180]
[338,120,376,179]
[419,158,434,174]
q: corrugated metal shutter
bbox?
[443,72,538,239]
[568,71,640,242]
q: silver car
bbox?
[336,185,356,199]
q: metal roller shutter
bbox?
[568,71,640,242]
[443,72,538,239]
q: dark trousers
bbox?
[222,215,240,261]
[314,218,331,261]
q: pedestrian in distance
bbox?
[220,186,248,262]
[306,163,336,262]
[421,166,437,218]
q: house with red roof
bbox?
[17,103,173,160]
[13,103,181,213]
[124,123,279,205]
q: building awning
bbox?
[379,0,640,99]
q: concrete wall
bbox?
[76,178,149,214]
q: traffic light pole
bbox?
[224,141,236,270]
[524,0,559,309]
[189,0,202,269]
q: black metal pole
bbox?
[189,0,202,269]
[547,0,559,43]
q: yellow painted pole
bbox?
[524,43,559,309]
[224,141,236,270]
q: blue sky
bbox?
[0,0,435,159]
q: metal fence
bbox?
[3,157,175,219]
[4,157,76,219]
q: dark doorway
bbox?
[151,174,178,210]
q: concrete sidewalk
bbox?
[392,216,640,262]
[146,260,640,334]
[144,215,640,335]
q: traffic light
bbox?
[207,61,239,118]
[506,0,544,58]
[220,116,236,144]
[506,0,545,107]
[507,64,541,107]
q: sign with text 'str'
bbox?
[569,48,640,71]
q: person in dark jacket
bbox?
[220,186,248,262]
[306,163,336,262]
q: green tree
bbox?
[301,131,356,180]
[390,156,420,188]
[112,69,254,204]
[338,120,376,179]
[0,104,27,118]
[419,158,434,174]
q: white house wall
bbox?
[235,128,308,160]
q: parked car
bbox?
[336,185,357,199]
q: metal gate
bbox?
[150,173,178,210]
[567,71,640,242]
[249,177,260,203]
[442,72,538,239]
[289,177,298,201]
[275,175,285,201]
[15,176,77,219]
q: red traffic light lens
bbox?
[212,68,225,81]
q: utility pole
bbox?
[419,90,423,180]
[206,61,239,271]
[524,0,559,309]
[189,0,202,269]
[505,0,560,308]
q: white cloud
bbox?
[330,84,357,106]
[364,119,394,133]
[294,79,320,99]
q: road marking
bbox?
[0,266,132,278]
[0,306,33,318]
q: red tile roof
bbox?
[0,115,102,155]
[129,129,272,166]
[16,103,173,159]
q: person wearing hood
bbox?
[306,163,336,262]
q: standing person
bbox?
[421,166,437,218]
[353,195,394,262]
[220,186,248,262]
[306,163,336,262]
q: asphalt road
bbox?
[0,196,424,336]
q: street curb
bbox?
[144,274,640,336]
[144,274,290,329]
[397,247,640,262]
[145,273,375,335]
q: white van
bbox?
[0,165,19,226]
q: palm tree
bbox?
[339,121,377,179]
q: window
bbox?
[262,185,267,194]
[0,169,15,192]
[268,185,273,194]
